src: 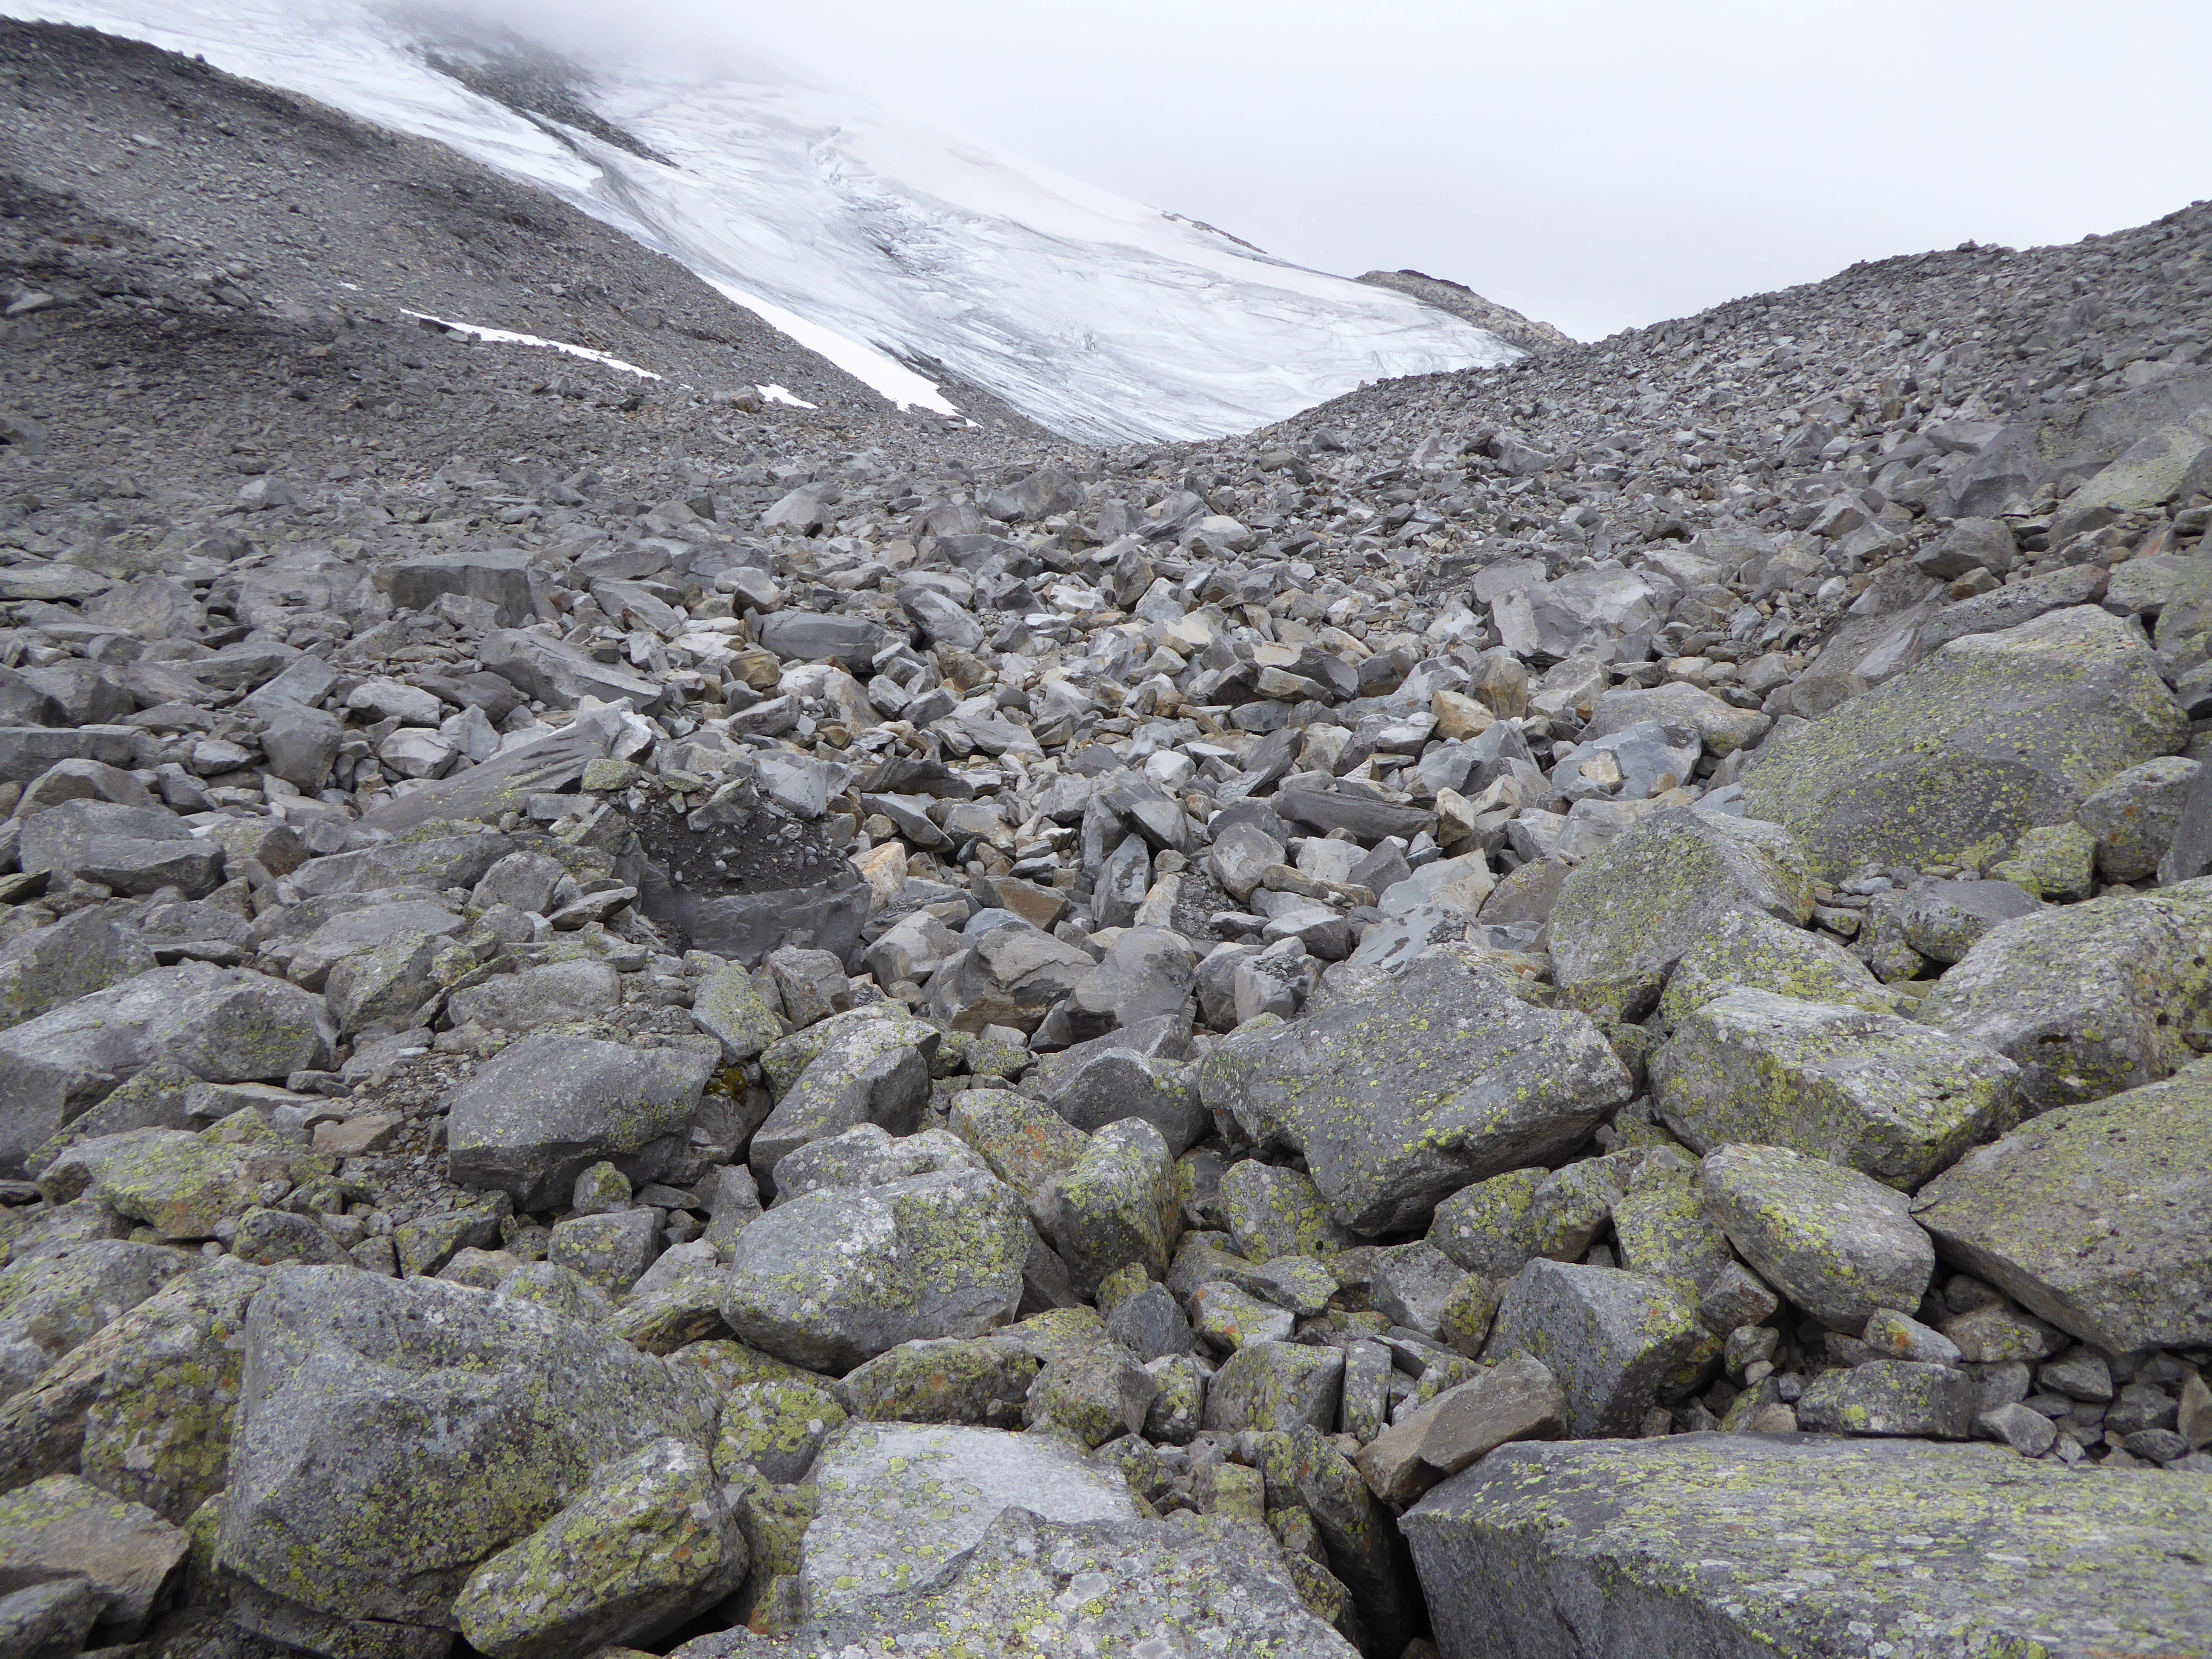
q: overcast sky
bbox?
[489,0,2212,342]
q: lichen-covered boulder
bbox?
[1609,1157,1734,1293]
[688,961,785,1063]
[1741,605,2189,878]
[770,1122,988,1202]
[1796,1359,1976,1439]
[0,1474,188,1635]
[1023,1046,1209,1157]
[1656,906,1903,1026]
[1406,1434,2212,1659]
[1218,1160,1353,1261]
[2074,754,2203,881]
[1651,987,2020,1187]
[0,1238,194,1403]
[748,1009,938,1186]
[218,1268,713,1659]
[1045,1118,1182,1297]
[445,1033,719,1209]
[711,1375,848,1483]
[943,1088,1089,1218]
[1487,1260,1708,1438]
[452,1438,745,1659]
[1547,806,1817,1018]
[1697,1143,1935,1332]
[1912,1060,2212,1353]
[800,1421,1137,1616]
[0,963,332,1176]
[36,1129,257,1241]
[1425,1167,1549,1278]
[720,1168,1030,1373]
[1200,951,1632,1234]
[836,1336,1039,1428]
[69,1259,266,1521]
[1203,1340,1345,1435]
[1917,878,2212,1115]
[673,1507,1354,1659]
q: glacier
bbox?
[7,0,1521,441]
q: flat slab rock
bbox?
[1912,1057,2212,1354]
[676,1507,1354,1659]
[799,1422,1137,1617]
[1404,1434,2212,1659]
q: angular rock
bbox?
[1699,1143,1935,1331]
[218,1269,711,1654]
[0,1474,187,1632]
[798,1421,1137,1616]
[1045,1118,1181,1297]
[0,963,332,1174]
[1027,1046,1207,1156]
[1404,1435,2212,1659]
[445,1034,718,1210]
[1742,606,2188,878]
[1548,806,1816,1018]
[1917,879,2212,1115]
[451,1437,743,1659]
[2075,755,2203,882]
[1201,951,1632,1234]
[671,1507,1350,1659]
[0,1238,196,1401]
[1797,1359,1976,1438]
[1651,988,2020,1187]
[1912,1061,2212,1354]
[749,1011,937,1186]
[1355,1355,1565,1507]
[721,1169,1030,1372]
[1487,1260,1707,1437]
[1203,1340,1346,1435]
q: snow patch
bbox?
[400,310,661,378]
[708,280,955,416]
[755,384,815,410]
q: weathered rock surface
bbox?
[1913,1060,2212,1354]
[1405,1436,2212,1659]
[1202,951,1632,1233]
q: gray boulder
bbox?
[380,549,544,628]
[1651,988,2020,1188]
[1912,1060,2212,1354]
[1026,1046,1207,1156]
[1045,1118,1182,1297]
[0,964,333,1176]
[721,1168,1031,1372]
[1656,906,1901,1026]
[1487,1260,1708,1438]
[451,1437,744,1659]
[481,628,665,711]
[1697,1143,1935,1331]
[1742,606,2187,878]
[1404,1435,2212,1659]
[445,1034,719,1209]
[749,1009,937,1186]
[1547,806,1816,1018]
[798,1421,1136,1617]
[218,1268,712,1657]
[0,1474,187,1636]
[1893,878,2046,965]
[670,1507,1351,1659]
[1200,951,1632,1234]
[1797,1359,1976,1439]
[445,959,623,1033]
[1354,1355,1565,1507]
[2075,755,2203,882]
[1917,879,2212,1114]
[0,909,157,1028]
[0,1238,196,1402]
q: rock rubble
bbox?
[0,18,2209,1659]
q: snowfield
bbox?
[12,0,1520,440]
